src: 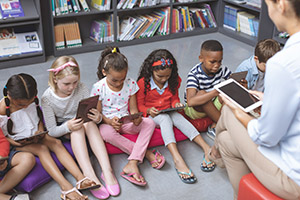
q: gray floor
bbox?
[0,32,253,200]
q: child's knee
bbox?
[142,118,156,128]
[23,153,36,167]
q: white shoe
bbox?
[206,125,216,140]
[11,194,30,200]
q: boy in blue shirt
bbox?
[236,39,280,92]
[184,40,231,140]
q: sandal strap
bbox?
[177,169,192,176]
[76,176,93,189]
[61,187,82,200]
[150,149,161,164]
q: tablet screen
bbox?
[218,81,259,109]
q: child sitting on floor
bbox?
[184,40,231,140]
[137,49,215,184]
[41,56,119,199]
[0,73,92,200]
[0,128,35,200]
[235,38,280,92]
[91,46,164,186]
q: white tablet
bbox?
[214,79,262,112]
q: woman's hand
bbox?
[87,108,102,124]
[249,90,264,101]
[111,116,122,131]
[67,118,84,132]
[147,107,159,118]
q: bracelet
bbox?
[96,115,103,124]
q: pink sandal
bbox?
[150,149,166,170]
[120,171,147,186]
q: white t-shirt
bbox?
[91,77,139,119]
[0,103,39,140]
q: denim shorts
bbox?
[0,147,19,177]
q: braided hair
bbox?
[137,49,179,95]
[3,73,46,135]
[97,46,128,80]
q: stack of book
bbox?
[118,8,169,41]
[91,0,111,11]
[0,28,42,58]
[51,0,90,16]
[237,11,258,36]
[0,0,24,19]
[54,21,82,49]
[172,4,216,33]
[223,4,243,31]
[223,5,259,37]
[90,15,114,43]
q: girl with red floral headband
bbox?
[137,49,215,184]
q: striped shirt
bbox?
[184,63,231,101]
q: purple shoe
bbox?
[101,173,120,196]
[90,185,110,199]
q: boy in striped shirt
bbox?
[184,40,231,140]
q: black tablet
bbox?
[214,79,262,112]
[159,106,185,114]
[119,112,143,123]
[15,130,48,145]
[76,95,99,122]
[229,71,248,82]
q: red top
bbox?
[0,128,9,157]
[137,76,181,117]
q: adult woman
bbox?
[209,0,300,199]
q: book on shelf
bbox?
[90,15,114,43]
[15,31,43,54]
[0,0,24,19]
[0,28,21,57]
[246,0,261,9]
[91,0,111,11]
[117,0,162,9]
[237,11,256,36]
[54,21,82,49]
[223,4,243,31]
[51,0,89,16]
[118,8,168,41]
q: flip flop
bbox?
[120,171,147,186]
[201,155,216,172]
[175,168,197,184]
[150,149,166,170]
[207,147,225,168]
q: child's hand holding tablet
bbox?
[214,79,262,113]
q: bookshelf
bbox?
[48,0,219,57]
[273,27,288,45]
[217,0,274,46]
[0,0,45,69]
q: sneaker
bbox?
[207,125,216,140]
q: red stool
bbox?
[237,173,283,200]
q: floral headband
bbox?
[47,61,77,75]
[152,58,173,67]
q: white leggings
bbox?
[150,111,199,146]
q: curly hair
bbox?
[137,49,179,95]
[97,46,128,80]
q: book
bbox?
[0,0,24,18]
[54,24,65,49]
[76,95,99,122]
[0,28,21,57]
[15,31,43,54]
